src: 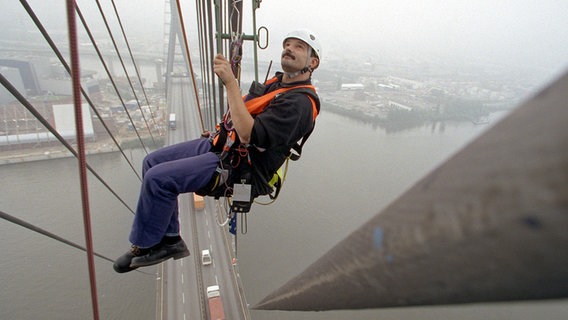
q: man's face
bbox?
[281,38,311,73]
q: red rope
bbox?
[175,0,205,132]
[66,1,100,319]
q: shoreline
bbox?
[0,144,121,165]
[0,134,165,165]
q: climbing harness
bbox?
[198,76,319,232]
[208,4,320,235]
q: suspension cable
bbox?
[207,0,219,127]
[74,4,144,180]
[109,0,163,138]
[195,0,209,126]
[0,73,135,214]
[175,0,205,133]
[214,0,226,116]
[94,0,155,152]
[198,0,220,129]
[66,1,100,319]
[0,210,114,262]
[0,210,113,264]
[19,0,143,182]
[0,210,154,276]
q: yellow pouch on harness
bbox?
[268,167,284,188]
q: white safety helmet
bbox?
[283,29,322,62]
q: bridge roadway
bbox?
[154,76,251,319]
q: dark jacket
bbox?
[247,72,320,196]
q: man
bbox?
[114,29,321,273]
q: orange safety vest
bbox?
[200,78,320,203]
[213,77,319,154]
[243,80,319,122]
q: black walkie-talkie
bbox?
[247,60,273,98]
[248,81,265,98]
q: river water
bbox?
[1,108,567,319]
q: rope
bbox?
[65,1,100,318]
[2,3,242,314]
[4,7,158,307]
[9,0,256,294]
[207,0,221,128]
[254,157,290,206]
[175,0,205,133]
[196,0,214,128]
[215,199,230,227]
[195,0,208,126]
[208,0,220,125]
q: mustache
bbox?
[282,51,295,59]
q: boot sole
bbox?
[113,264,139,273]
[130,250,190,268]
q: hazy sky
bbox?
[3,0,568,84]
[253,1,568,74]
[134,0,567,82]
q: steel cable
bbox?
[19,0,143,182]
[0,73,136,214]
[75,4,144,180]
[94,0,154,153]
[0,209,154,275]
[109,0,163,138]
[65,1,100,318]
[175,0,206,133]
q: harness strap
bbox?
[244,84,318,121]
[289,94,317,161]
[243,79,319,162]
[204,78,320,203]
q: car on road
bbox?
[201,249,212,266]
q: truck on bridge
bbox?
[169,113,176,130]
[206,285,226,320]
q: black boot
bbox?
[113,245,149,273]
[130,238,190,268]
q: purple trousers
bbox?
[129,138,219,248]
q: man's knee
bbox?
[143,166,177,197]
[142,152,158,173]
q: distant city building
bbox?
[0,59,41,96]
[1,57,100,99]
[0,103,94,147]
[0,66,26,105]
